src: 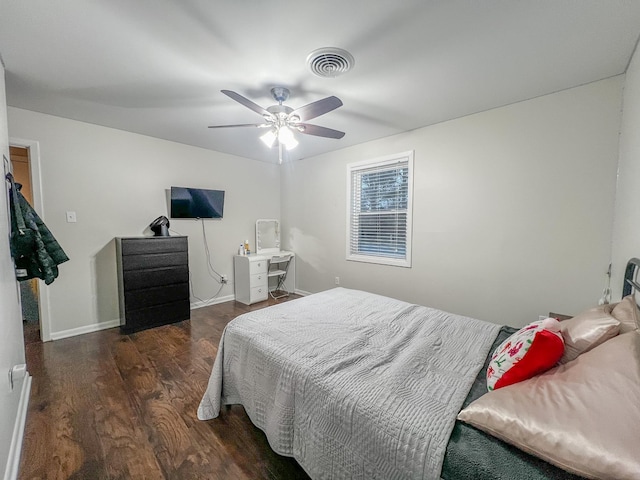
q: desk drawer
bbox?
[250,259,268,275]
[250,285,268,303]
[251,272,267,287]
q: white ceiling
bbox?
[1,1,639,164]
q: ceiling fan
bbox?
[208,87,345,161]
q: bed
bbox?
[198,260,640,480]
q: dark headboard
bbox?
[622,257,640,298]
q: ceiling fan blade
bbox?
[208,123,268,129]
[296,123,345,139]
[221,90,272,118]
[290,96,343,121]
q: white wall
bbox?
[7,108,280,337]
[0,61,28,479]
[612,42,640,299]
[282,77,624,326]
[5,73,630,337]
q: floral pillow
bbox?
[487,318,564,391]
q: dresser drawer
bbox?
[122,252,188,271]
[249,259,268,275]
[123,265,189,290]
[124,283,190,311]
[121,237,187,255]
[250,285,268,303]
[121,300,190,334]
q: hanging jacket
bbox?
[7,174,69,284]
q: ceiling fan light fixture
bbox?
[285,137,298,151]
[211,88,345,159]
[260,129,277,148]
[278,126,298,150]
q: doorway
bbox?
[9,146,41,344]
[9,138,51,342]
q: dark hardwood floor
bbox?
[20,295,312,480]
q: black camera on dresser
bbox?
[116,236,190,333]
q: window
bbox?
[347,151,413,267]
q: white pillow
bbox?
[612,295,640,333]
[558,303,619,364]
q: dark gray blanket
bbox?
[441,326,584,480]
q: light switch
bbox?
[66,211,77,223]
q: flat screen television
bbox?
[170,186,225,219]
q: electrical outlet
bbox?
[335,276,340,285]
[221,274,228,284]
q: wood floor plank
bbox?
[20,296,310,480]
[21,337,109,479]
[92,348,165,480]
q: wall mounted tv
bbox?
[170,186,225,219]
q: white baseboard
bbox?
[49,290,308,341]
[4,373,31,480]
[50,319,120,341]
[190,294,236,310]
[191,289,309,310]
[49,296,236,339]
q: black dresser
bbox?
[116,236,190,333]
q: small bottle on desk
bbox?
[244,240,250,255]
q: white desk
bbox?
[233,251,295,305]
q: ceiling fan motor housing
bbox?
[271,87,290,104]
[267,104,294,115]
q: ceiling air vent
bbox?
[306,47,355,78]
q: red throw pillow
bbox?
[487,318,564,390]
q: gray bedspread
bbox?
[198,288,500,479]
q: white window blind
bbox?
[347,152,413,267]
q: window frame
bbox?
[346,151,414,268]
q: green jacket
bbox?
[9,180,69,284]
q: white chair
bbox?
[267,253,293,299]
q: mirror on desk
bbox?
[256,219,280,254]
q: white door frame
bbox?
[9,137,52,342]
